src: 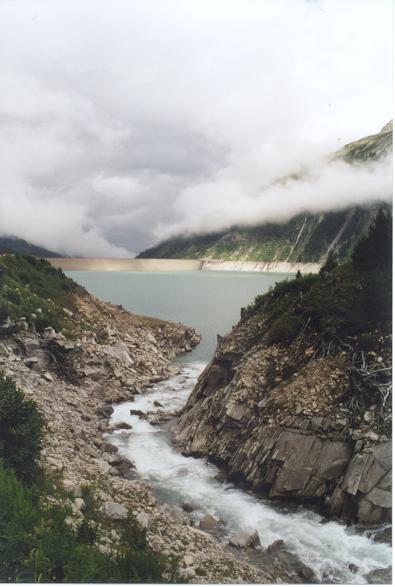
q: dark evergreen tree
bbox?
[352,209,392,272]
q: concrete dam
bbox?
[47,258,321,274]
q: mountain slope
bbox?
[0,237,60,257]
[138,122,392,263]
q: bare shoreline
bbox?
[47,257,321,274]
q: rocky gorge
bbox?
[174,259,392,538]
[0,237,392,583]
[0,270,309,583]
[172,224,392,582]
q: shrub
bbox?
[359,333,377,351]
[0,303,9,324]
[352,209,392,272]
[5,289,21,305]
[268,314,304,344]
[0,375,44,482]
[0,461,173,583]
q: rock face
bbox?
[0,292,288,583]
[175,289,392,525]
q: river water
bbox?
[68,270,392,583]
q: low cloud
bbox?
[155,155,392,240]
[0,0,392,256]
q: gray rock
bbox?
[229,530,261,549]
[129,409,145,417]
[365,488,392,509]
[96,405,114,417]
[111,421,133,430]
[199,514,220,531]
[135,512,151,530]
[103,341,132,366]
[100,442,118,454]
[161,504,190,526]
[103,501,128,520]
[366,567,392,584]
[63,480,83,498]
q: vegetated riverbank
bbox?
[175,213,392,541]
[47,257,320,274]
[0,255,295,583]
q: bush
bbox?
[352,209,392,272]
[0,375,44,482]
[0,461,173,583]
[268,314,304,344]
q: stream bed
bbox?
[67,269,391,583]
[108,362,392,585]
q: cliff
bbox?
[138,122,392,263]
[174,216,392,525]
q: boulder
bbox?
[96,405,114,418]
[161,504,190,526]
[116,458,134,475]
[130,409,145,417]
[229,530,261,549]
[111,421,133,430]
[100,442,118,454]
[135,512,151,530]
[103,341,132,366]
[366,567,392,584]
[63,480,83,498]
[103,501,128,520]
[199,514,220,531]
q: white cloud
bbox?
[0,0,392,255]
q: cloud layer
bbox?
[0,0,392,256]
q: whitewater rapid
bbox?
[108,362,391,584]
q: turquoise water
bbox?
[66,270,291,361]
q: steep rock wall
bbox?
[174,291,392,524]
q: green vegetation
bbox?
[0,374,178,583]
[0,255,77,332]
[138,204,391,264]
[0,376,44,482]
[249,210,392,347]
[0,237,60,258]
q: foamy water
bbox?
[108,363,392,584]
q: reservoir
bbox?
[66,269,289,361]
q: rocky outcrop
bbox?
[0,294,291,583]
[175,296,392,525]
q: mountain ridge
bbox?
[138,122,393,264]
[0,236,61,258]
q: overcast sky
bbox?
[0,0,392,256]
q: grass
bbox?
[0,255,79,333]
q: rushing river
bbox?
[68,270,392,584]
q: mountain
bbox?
[138,122,392,263]
[0,236,61,258]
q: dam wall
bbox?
[201,260,321,274]
[47,258,204,272]
[47,258,320,274]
